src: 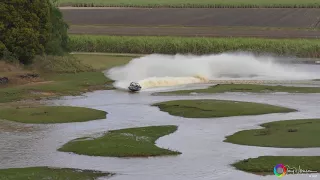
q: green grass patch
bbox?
[70,35,320,58]
[0,166,113,180]
[74,53,133,71]
[69,24,320,32]
[233,156,320,175]
[0,72,112,103]
[32,55,95,73]
[152,99,295,118]
[0,106,106,124]
[58,125,181,157]
[225,119,320,148]
[159,84,320,95]
[58,0,320,8]
[0,54,132,103]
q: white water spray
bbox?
[105,53,319,90]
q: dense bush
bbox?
[0,0,69,64]
[69,35,320,58]
[45,0,70,56]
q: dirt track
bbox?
[61,8,320,38]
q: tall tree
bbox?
[0,0,51,64]
[45,0,70,55]
[0,0,69,64]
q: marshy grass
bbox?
[0,106,107,124]
[158,84,320,95]
[69,35,320,58]
[225,119,320,148]
[58,0,320,8]
[233,156,320,175]
[0,167,113,180]
[58,125,181,157]
[0,54,132,103]
[152,99,296,118]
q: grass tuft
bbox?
[158,84,320,95]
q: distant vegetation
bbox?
[57,0,320,8]
[70,35,320,58]
[1,0,69,64]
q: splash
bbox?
[138,75,209,89]
[105,53,319,90]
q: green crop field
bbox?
[58,0,320,8]
[70,35,320,58]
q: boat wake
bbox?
[105,53,319,91]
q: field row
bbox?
[57,0,320,8]
[61,8,320,28]
[69,35,320,58]
[68,25,320,38]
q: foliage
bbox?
[0,0,51,64]
[0,41,5,58]
[0,0,69,64]
[45,1,70,55]
[57,0,320,8]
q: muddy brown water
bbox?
[1,65,320,179]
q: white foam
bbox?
[104,53,319,90]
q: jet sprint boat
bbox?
[128,82,141,92]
